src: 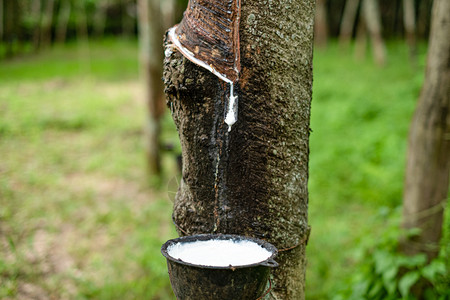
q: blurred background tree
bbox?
[0,0,436,60]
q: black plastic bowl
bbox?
[161,234,278,300]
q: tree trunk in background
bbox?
[403,0,416,64]
[93,0,109,38]
[315,0,328,48]
[362,0,386,66]
[32,0,41,51]
[417,0,432,41]
[137,0,165,176]
[75,1,88,42]
[339,0,360,48]
[56,0,71,44]
[40,0,55,48]
[122,0,135,37]
[0,0,4,43]
[4,0,20,57]
[354,16,367,60]
[161,0,175,30]
[401,0,449,266]
[163,0,315,298]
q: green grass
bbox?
[306,42,429,298]
[1,39,445,299]
[0,39,177,299]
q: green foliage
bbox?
[335,207,449,299]
[306,41,450,299]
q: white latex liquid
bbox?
[224,83,238,132]
[168,239,272,267]
[168,27,239,132]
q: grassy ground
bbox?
[0,39,441,299]
[307,43,427,298]
[0,39,178,299]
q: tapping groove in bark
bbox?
[164,0,315,298]
[169,0,241,83]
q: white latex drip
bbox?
[168,26,239,131]
[167,239,271,267]
[224,83,238,132]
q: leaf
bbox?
[374,250,394,274]
[398,253,427,268]
[421,260,446,282]
[368,281,384,298]
[399,271,420,298]
[405,227,422,238]
[382,265,399,295]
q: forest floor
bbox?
[0,39,445,299]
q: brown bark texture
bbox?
[401,0,450,262]
[163,0,315,298]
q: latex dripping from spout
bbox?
[224,83,238,132]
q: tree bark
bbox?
[32,0,42,52]
[0,0,4,43]
[56,0,71,44]
[121,0,135,37]
[401,0,449,264]
[163,0,315,298]
[314,0,328,48]
[362,0,386,66]
[40,0,55,48]
[75,1,88,42]
[403,0,416,64]
[339,0,360,48]
[93,0,109,38]
[137,0,165,176]
[354,15,367,61]
[4,0,20,57]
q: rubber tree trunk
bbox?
[339,0,360,48]
[75,1,88,42]
[0,0,4,43]
[163,0,315,298]
[40,0,55,48]
[93,0,109,38]
[137,0,165,176]
[354,14,367,61]
[314,0,328,48]
[403,0,416,64]
[32,0,41,52]
[56,0,71,44]
[121,0,135,37]
[401,0,449,263]
[4,0,20,57]
[361,0,386,66]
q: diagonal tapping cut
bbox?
[167,0,241,132]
